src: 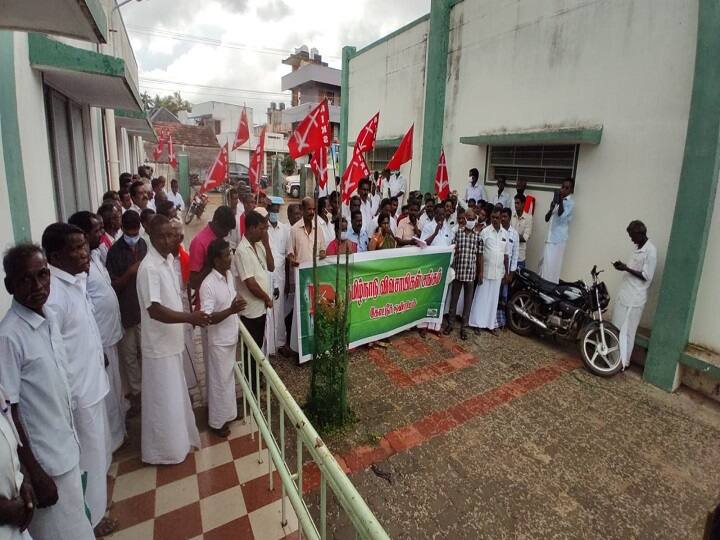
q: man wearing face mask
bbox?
[106,210,147,416]
[265,197,291,356]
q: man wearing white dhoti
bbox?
[136,216,208,465]
[540,178,575,283]
[0,245,94,540]
[69,212,127,454]
[200,239,245,438]
[266,197,291,356]
[469,207,511,334]
[612,221,657,370]
[387,169,406,210]
[42,223,116,536]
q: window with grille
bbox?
[486,144,578,188]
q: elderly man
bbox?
[129,180,148,214]
[42,223,115,535]
[612,221,657,370]
[0,244,94,540]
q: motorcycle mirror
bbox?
[591,264,597,276]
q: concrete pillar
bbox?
[104,109,120,189]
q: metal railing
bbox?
[233,323,390,540]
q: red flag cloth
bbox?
[354,112,380,153]
[287,99,330,158]
[524,195,536,215]
[249,128,266,192]
[168,135,178,169]
[310,145,328,191]
[387,124,413,170]
[200,144,228,193]
[341,146,369,204]
[435,148,450,200]
[232,106,250,151]
[152,139,165,161]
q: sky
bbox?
[123,0,430,119]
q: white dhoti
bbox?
[265,286,286,356]
[207,343,238,429]
[540,242,566,284]
[73,399,109,527]
[200,328,209,397]
[468,278,503,329]
[612,300,644,368]
[28,464,94,540]
[104,343,127,453]
[141,352,200,464]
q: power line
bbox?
[139,77,289,97]
[139,83,290,105]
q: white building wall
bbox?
[690,188,720,353]
[347,18,429,192]
[0,126,16,315]
[441,0,697,327]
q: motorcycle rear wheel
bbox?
[507,290,535,337]
[183,206,195,225]
[579,322,622,377]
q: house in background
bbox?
[0,0,153,313]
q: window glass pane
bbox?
[50,92,77,217]
[70,104,91,212]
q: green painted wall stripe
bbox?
[643,0,720,391]
[339,45,355,176]
[419,0,451,194]
[460,126,603,146]
[28,33,124,76]
[82,0,109,43]
[0,32,31,242]
[354,14,431,57]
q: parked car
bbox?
[229,162,268,190]
[285,174,301,198]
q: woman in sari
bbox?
[368,212,397,251]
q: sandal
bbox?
[442,322,452,335]
[210,425,231,438]
[94,516,119,537]
[460,328,468,340]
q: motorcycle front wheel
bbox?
[506,290,535,337]
[579,322,622,377]
[183,205,196,225]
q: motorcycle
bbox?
[506,265,622,376]
[183,189,208,225]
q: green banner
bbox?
[295,246,453,362]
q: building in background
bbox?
[341,0,720,397]
[0,0,154,312]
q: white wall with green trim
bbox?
[0,124,16,315]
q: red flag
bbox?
[287,99,330,158]
[310,146,328,191]
[387,124,413,170]
[355,112,380,153]
[232,106,250,151]
[168,135,178,169]
[435,148,450,200]
[152,128,169,161]
[341,146,369,204]
[200,144,228,193]
[248,128,266,192]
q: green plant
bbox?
[281,154,296,176]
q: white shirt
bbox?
[465,182,486,203]
[388,174,406,206]
[0,387,23,511]
[481,226,511,280]
[359,197,375,227]
[200,269,239,347]
[87,249,123,347]
[235,236,271,319]
[129,203,144,215]
[147,198,156,211]
[319,216,335,245]
[420,220,455,246]
[494,190,513,209]
[137,245,185,359]
[168,190,185,210]
[370,193,381,216]
[0,301,80,476]
[617,240,657,307]
[268,222,291,288]
[506,225,520,272]
[418,211,433,232]
[45,266,109,408]
[511,213,533,262]
[547,195,575,243]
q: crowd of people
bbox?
[0,162,656,539]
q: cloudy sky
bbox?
[124,0,429,117]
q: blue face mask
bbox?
[124,234,140,246]
[268,212,279,224]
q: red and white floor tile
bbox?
[106,420,299,540]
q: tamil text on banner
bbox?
[294,246,453,363]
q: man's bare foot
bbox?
[94,516,119,537]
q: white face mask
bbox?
[340,231,349,241]
[465,220,476,230]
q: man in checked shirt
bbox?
[442,209,483,340]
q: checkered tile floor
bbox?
[106,420,299,540]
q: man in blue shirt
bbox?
[540,178,575,283]
[347,210,369,252]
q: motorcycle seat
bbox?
[519,268,582,297]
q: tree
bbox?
[142,91,192,115]
[281,154,296,176]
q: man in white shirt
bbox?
[168,178,185,210]
[387,169,406,209]
[370,174,381,217]
[465,168,487,204]
[200,239,245,437]
[129,180,149,215]
[511,194,533,269]
[266,197,291,356]
[357,178,375,226]
[497,207,519,328]
[469,207,511,334]
[612,221,657,369]
[541,178,575,283]
[41,223,115,535]
[493,176,513,209]
[0,244,94,540]
[235,211,275,392]
[68,212,126,454]
[136,215,207,464]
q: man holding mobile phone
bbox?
[540,177,575,283]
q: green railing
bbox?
[233,323,390,540]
